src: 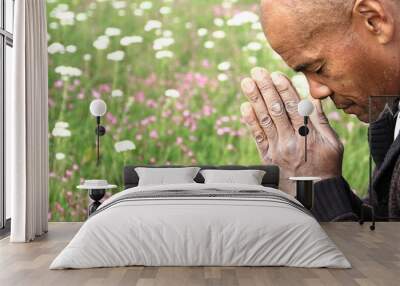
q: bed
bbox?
[50,165,350,269]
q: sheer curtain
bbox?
[7,0,49,242]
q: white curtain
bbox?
[7,0,49,242]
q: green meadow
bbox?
[47,0,369,221]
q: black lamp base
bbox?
[88,189,106,215]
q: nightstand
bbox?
[289,177,321,210]
[77,181,117,215]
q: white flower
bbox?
[55,153,66,160]
[204,41,215,49]
[162,30,173,37]
[76,13,87,21]
[49,22,59,30]
[153,37,175,50]
[248,56,257,65]
[214,18,224,27]
[115,140,136,152]
[55,66,82,77]
[134,8,144,16]
[120,35,143,46]
[105,27,121,37]
[218,73,228,82]
[66,45,77,53]
[93,35,110,50]
[52,128,71,137]
[55,121,69,129]
[155,50,173,59]
[160,6,171,14]
[83,54,92,61]
[140,1,153,10]
[52,121,71,137]
[252,22,262,30]
[292,74,310,98]
[165,89,180,98]
[107,50,125,61]
[144,20,162,31]
[197,28,208,37]
[185,22,192,29]
[111,89,123,97]
[48,42,65,54]
[217,61,231,71]
[212,30,226,39]
[247,42,262,51]
[112,1,127,9]
[227,11,259,26]
[58,11,75,26]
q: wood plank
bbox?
[0,222,399,286]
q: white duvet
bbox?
[50,183,351,269]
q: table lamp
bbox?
[297,99,314,162]
[89,99,107,166]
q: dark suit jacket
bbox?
[311,103,400,221]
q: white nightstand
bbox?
[77,181,117,215]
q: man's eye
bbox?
[315,65,324,75]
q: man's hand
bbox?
[240,67,343,195]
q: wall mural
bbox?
[47,0,369,221]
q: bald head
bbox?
[258,0,400,122]
[261,0,355,46]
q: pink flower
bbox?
[106,112,117,125]
[65,169,73,178]
[92,89,101,99]
[55,202,64,214]
[73,79,81,86]
[54,80,63,88]
[135,91,145,102]
[149,130,159,139]
[145,73,157,86]
[202,59,210,68]
[48,98,55,107]
[176,137,183,145]
[136,134,143,141]
[150,157,156,164]
[73,164,79,170]
[146,99,157,108]
[77,92,85,99]
[195,73,208,88]
[217,128,224,136]
[99,84,111,93]
[202,105,213,116]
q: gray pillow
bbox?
[200,169,266,185]
[135,167,201,186]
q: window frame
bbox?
[0,0,14,233]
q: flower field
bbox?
[47,0,370,221]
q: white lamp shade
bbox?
[298,99,315,117]
[90,99,107,117]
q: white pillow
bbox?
[200,169,266,185]
[135,167,200,186]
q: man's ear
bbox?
[353,0,395,44]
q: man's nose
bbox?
[307,78,333,100]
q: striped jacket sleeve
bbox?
[312,177,363,221]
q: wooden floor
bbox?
[0,223,399,286]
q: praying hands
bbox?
[240,67,344,195]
